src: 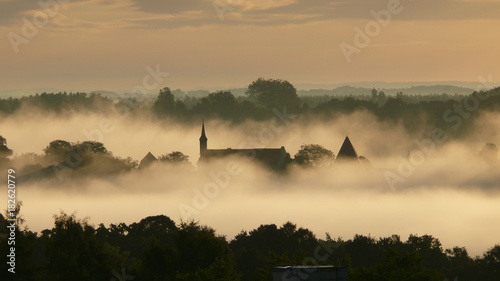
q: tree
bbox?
[153,87,175,115]
[230,222,317,281]
[194,91,238,119]
[246,78,300,110]
[406,234,447,272]
[46,212,115,281]
[0,135,13,158]
[159,151,191,165]
[445,247,476,280]
[205,91,236,107]
[73,141,109,155]
[293,144,335,168]
[176,221,238,280]
[128,215,177,238]
[480,245,500,279]
[43,140,72,163]
[44,140,71,157]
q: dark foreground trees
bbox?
[1,210,499,281]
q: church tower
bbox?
[199,121,208,155]
[336,136,359,163]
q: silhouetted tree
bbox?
[193,91,238,119]
[445,247,476,280]
[0,135,14,158]
[154,87,175,115]
[43,140,72,163]
[480,245,500,279]
[246,78,300,110]
[73,141,109,155]
[2,211,500,281]
[40,140,135,180]
[230,222,317,281]
[175,221,239,280]
[45,212,123,281]
[128,215,177,239]
[294,144,335,168]
[159,151,193,169]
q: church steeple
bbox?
[199,121,207,155]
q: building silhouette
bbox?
[138,124,365,170]
[336,136,359,162]
[198,122,288,169]
[139,152,157,168]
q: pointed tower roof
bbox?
[336,136,359,161]
[139,152,158,168]
[199,121,207,141]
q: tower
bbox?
[199,121,208,155]
[336,136,359,162]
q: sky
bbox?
[1,0,500,92]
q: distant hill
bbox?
[2,81,498,99]
[0,88,61,99]
[298,85,476,97]
[294,81,500,90]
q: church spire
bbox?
[199,121,207,155]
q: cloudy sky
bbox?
[1,0,500,91]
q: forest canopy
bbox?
[1,79,498,139]
[1,209,499,281]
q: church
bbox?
[197,122,289,170]
[139,123,365,170]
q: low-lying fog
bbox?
[2,108,499,256]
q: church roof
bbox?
[139,152,158,168]
[336,136,359,161]
[199,147,287,169]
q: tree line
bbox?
[0,209,499,281]
[1,79,499,139]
